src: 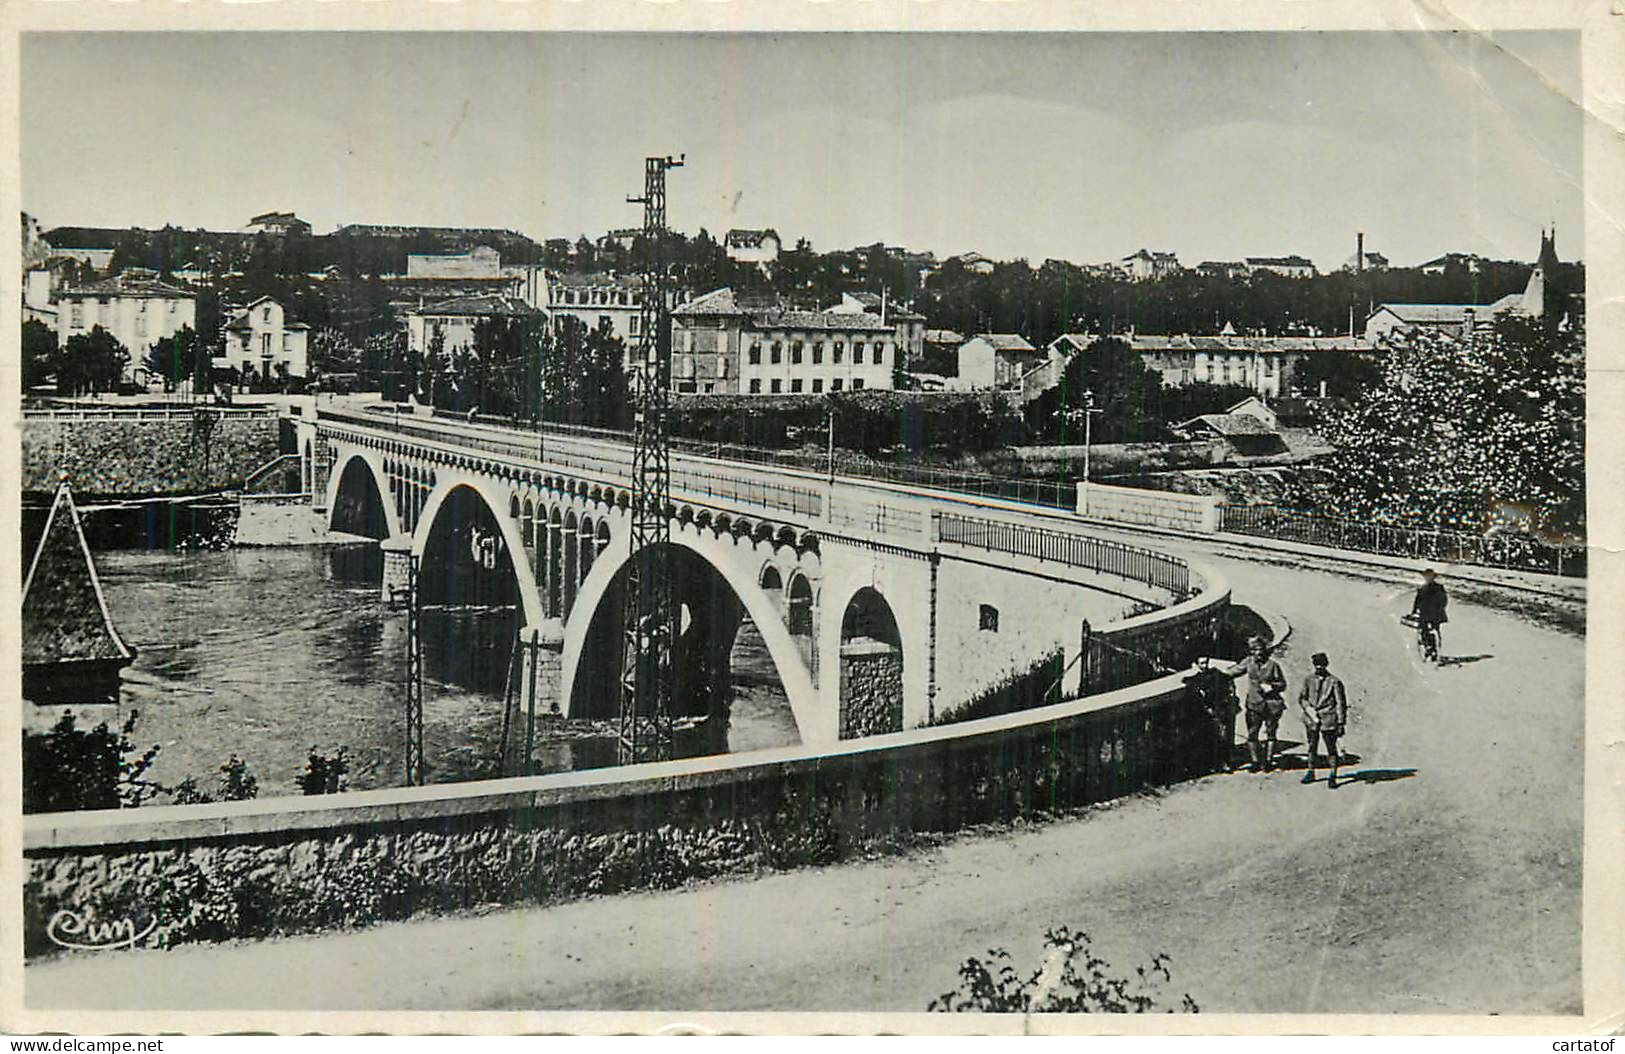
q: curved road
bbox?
[26,537,1584,1016]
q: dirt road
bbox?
[26,553,1583,1014]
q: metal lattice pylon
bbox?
[404,554,426,784]
[618,154,684,765]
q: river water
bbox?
[77,544,800,801]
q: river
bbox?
[76,544,800,801]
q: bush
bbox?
[930,926,1199,1013]
[295,746,350,795]
[22,710,162,813]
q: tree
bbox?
[1311,316,1584,536]
[22,319,56,390]
[143,325,201,392]
[54,325,129,395]
[1025,337,1168,445]
[542,317,631,429]
[1291,349,1383,399]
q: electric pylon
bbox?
[618,154,684,765]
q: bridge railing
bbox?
[320,408,826,520]
[936,511,1193,598]
[23,406,281,421]
[1220,503,1586,577]
[426,408,1077,510]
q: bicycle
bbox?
[1401,612,1442,664]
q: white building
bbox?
[956,333,1040,390]
[243,211,312,236]
[671,287,897,395]
[724,228,782,266]
[55,269,197,377]
[543,271,648,357]
[826,291,926,365]
[221,296,312,380]
[1245,255,1317,278]
[405,294,542,357]
[1118,249,1181,281]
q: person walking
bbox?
[1225,636,1288,772]
[1298,651,1348,789]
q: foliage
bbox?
[22,319,57,389]
[142,325,204,392]
[1290,348,1384,400]
[21,710,162,814]
[295,746,350,795]
[930,927,1199,1013]
[668,391,1026,457]
[1025,338,1258,445]
[542,316,631,428]
[1309,316,1585,535]
[168,755,260,805]
[54,325,129,395]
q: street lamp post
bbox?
[826,393,837,486]
[1080,388,1102,516]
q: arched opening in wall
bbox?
[330,456,392,540]
[546,507,563,618]
[838,586,904,739]
[562,510,579,618]
[759,565,783,599]
[570,543,802,761]
[786,573,816,675]
[595,520,610,556]
[580,516,596,581]
[417,485,522,700]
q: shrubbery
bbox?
[930,927,1199,1013]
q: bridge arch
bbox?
[411,476,546,629]
[559,529,823,747]
[836,585,905,738]
[326,452,401,540]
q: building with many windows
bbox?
[544,271,644,341]
[1117,249,1181,281]
[825,291,926,365]
[221,296,311,381]
[54,269,197,377]
[671,287,897,395]
[1123,333,1372,398]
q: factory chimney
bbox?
[1357,232,1365,274]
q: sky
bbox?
[20,31,1584,270]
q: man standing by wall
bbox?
[1225,636,1288,772]
[1298,651,1349,789]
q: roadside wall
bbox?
[23,667,1236,957]
[1080,481,1221,533]
[22,414,282,494]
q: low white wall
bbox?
[1079,481,1220,533]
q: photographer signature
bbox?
[46,907,155,950]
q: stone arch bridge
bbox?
[298,406,1223,749]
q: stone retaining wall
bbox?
[23,666,1236,958]
[23,415,283,494]
[1079,481,1221,533]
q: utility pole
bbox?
[618,154,684,766]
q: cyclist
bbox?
[1410,568,1449,663]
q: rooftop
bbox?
[22,484,135,671]
[59,271,194,300]
[725,228,781,248]
[412,294,540,318]
[970,333,1037,352]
